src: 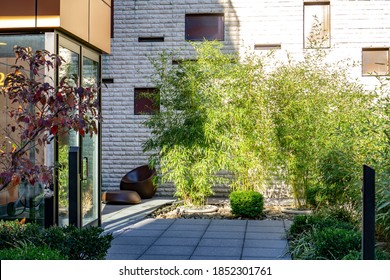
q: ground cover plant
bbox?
[287,210,390,260]
[0,220,113,260]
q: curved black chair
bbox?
[120,165,157,199]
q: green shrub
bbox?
[290,227,361,260]
[315,148,361,209]
[0,221,42,250]
[0,221,113,260]
[288,231,316,260]
[342,249,390,260]
[229,190,264,218]
[43,225,113,260]
[288,213,355,239]
[288,210,361,260]
[312,227,361,260]
[377,184,390,243]
[0,244,67,260]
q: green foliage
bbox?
[229,190,264,218]
[288,212,361,260]
[372,88,390,244]
[0,220,113,259]
[267,52,378,207]
[0,220,42,249]
[287,213,355,240]
[308,148,361,209]
[58,144,69,208]
[0,243,67,260]
[311,227,361,260]
[144,42,276,205]
[43,225,113,260]
[377,184,390,243]
[342,250,390,260]
[144,40,383,209]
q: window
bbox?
[134,88,159,115]
[254,44,282,50]
[138,37,164,42]
[362,48,389,76]
[185,14,224,41]
[304,2,330,48]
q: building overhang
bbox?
[0,0,111,54]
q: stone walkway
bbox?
[102,198,292,260]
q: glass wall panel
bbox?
[58,45,80,226]
[81,55,99,226]
[0,34,46,225]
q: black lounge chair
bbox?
[120,165,157,199]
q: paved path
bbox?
[102,198,292,260]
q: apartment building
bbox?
[102,0,390,196]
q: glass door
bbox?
[56,35,101,227]
[81,51,100,227]
[57,38,80,227]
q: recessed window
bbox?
[134,88,159,115]
[362,48,389,76]
[304,2,330,48]
[138,37,164,42]
[254,44,282,50]
[185,14,224,41]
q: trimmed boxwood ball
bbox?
[229,190,264,218]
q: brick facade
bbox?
[102,0,390,197]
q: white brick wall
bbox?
[102,0,390,197]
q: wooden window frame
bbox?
[134,88,160,115]
[304,2,331,49]
[362,48,390,76]
[185,13,224,41]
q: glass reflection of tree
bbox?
[57,47,79,223]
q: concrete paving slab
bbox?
[129,218,174,227]
[247,220,284,227]
[245,232,285,240]
[242,247,289,258]
[241,256,291,260]
[144,245,195,256]
[202,231,245,239]
[108,244,149,255]
[207,225,246,232]
[139,255,191,260]
[120,229,166,237]
[209,219,247,226]
[168,224,209,231]
[111,236,157,245]
[172,219,211,225]
[198,238,243,247]
[102,197,293,260]
[246,226,287,233]
[190,256,240,260]
[193,246,242,257]
[162,230,205,238]
[244,239,289,249]
[154,237,201,246]
[105,254,140,260]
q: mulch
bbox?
[147,199,295,220]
